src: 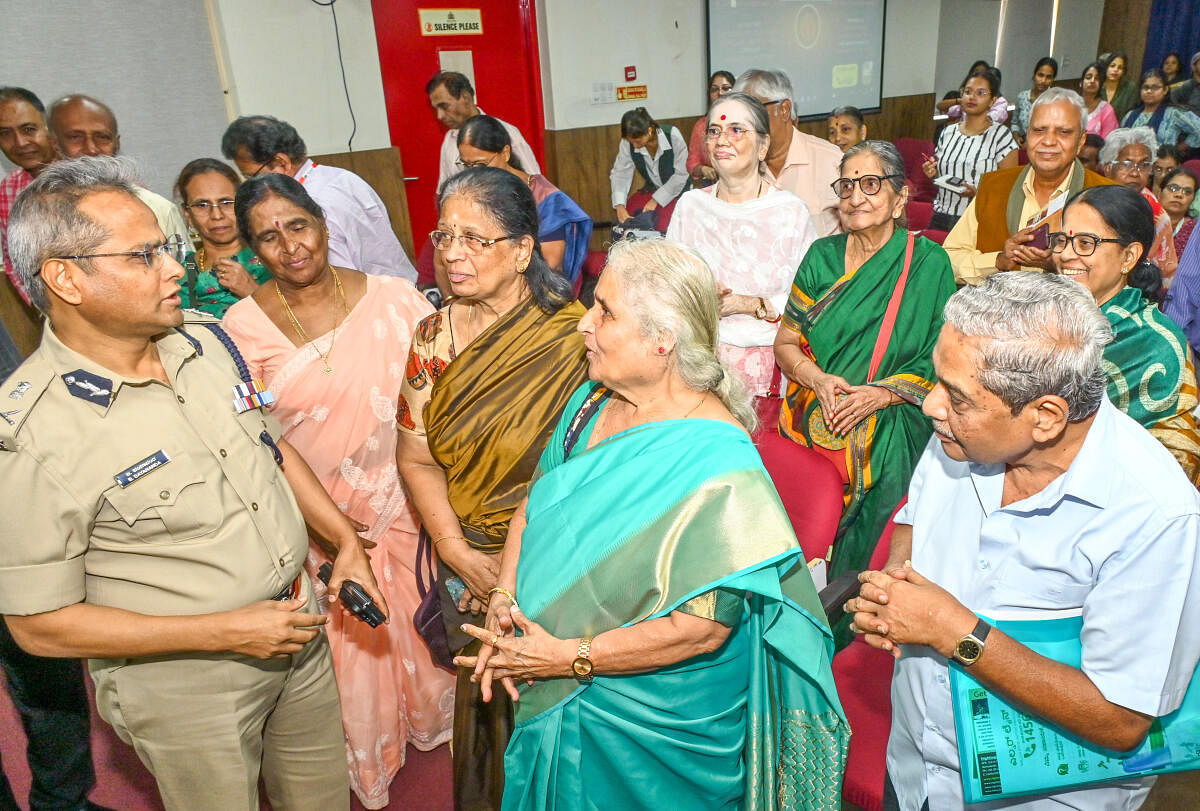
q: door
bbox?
[372,0,546,249]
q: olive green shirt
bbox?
[0,316,307,618]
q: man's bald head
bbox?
[49,94,120,158]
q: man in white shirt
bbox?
[221,115,416,282]
[427,71,540,191]
[848,272,1200,810]
[48,94,189,251]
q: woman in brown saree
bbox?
[395,167,588,809]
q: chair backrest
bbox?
[1184,159,1200,178]
[905,199,933,231]
[756,431,844,562]
[895,137,937,203]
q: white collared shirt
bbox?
[437,110,541,191]
[888,398,1200,810]
[608,124,690,209]
[292,160,417,282]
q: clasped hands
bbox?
[844,564,976,659]
[454,595,573,703]
[805,368,894,436]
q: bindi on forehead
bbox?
[719,114,726,120]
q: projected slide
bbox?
[708,0,885,118]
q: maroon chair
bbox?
[756,430,844,563]
[905,199,933,232]
[833,503,905,811]
[920,228,949,245]
[895,137,937,203]
[1184,159,1200,177]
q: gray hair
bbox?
[734,69,794,109]
[7,156,141,314]
[603,239,756,431]
[942,272,1113,420]
[1099,126,1159,166]
[706,92,770,166]
[841,140,908,227]
[1030,87,1089,133]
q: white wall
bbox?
[536,0,707,130]
[934,0,1005,99]
[1053,0,1105,79]
[882,0,942,97]
[208,0,392,155]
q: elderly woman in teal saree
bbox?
[458,239,848,810]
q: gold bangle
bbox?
[790,357,811,381]
[432,534,468,549]
[488,587,516,604]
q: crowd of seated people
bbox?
[2,36,1200,811]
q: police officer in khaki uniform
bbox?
[0,156,388,810]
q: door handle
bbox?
[402,176,419,181]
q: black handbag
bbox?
[413,528,455,671]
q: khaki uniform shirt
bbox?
[0,317,307,620]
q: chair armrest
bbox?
[819,570,861,626]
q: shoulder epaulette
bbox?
[0,354,55,451]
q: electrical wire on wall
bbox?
[309,0,358,151]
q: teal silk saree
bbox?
[503,384,849,810]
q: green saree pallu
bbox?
[503,385,849,810]
[1101,285,1200,483]
[779,230,956,584]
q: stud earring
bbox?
[657,347,666,355]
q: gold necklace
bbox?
[276,267,349,374]
[683,393,707,419]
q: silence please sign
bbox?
[419,9,483,36]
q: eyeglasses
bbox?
[455,156,497,169]
[1141,83,1165,92]
[247,162,270,178]
[50,234,187,271]
[1152,164,1176,175]
[186,198,236,214]
[1048,232,1126,256]
[830,174,903,199]
[1164,183,1196,195]
[709,83,734,94]
[705,124,753,142]
[959,87,992,99]
[1109,160,1152,173]
[429,229,511,254]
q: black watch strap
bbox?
[972,618,991,643]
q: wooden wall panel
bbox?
[1099,0,1153,77]
[544,93,936,250]
[311,147,416,261]
[0,278,42,360]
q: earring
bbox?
[657,347,666,355]
[517,262,528,274]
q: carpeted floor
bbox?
[0,671,453,810]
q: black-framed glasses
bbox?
[1164,183,1196,195]
[1048,232,1126,256]
[186,198,236,214]
[247,161,270,178]
[454,156,496,169]
[429,229,511,254]
[50,234,187,271]
[831,174,903,199]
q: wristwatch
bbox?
[952,619,991,667]
[572,637,594,682]
[754,297,768,320]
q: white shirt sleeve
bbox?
[650,127,691,207]
[610,141,635,209]
[504,122,542,175]
[319,172,417,281]
[438,131,458,192]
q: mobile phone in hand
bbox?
[1027,223,1050,251]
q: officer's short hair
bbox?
[8,155,140,314]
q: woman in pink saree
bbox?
[222,173,452,809]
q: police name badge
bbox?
[115,450,172,488]
[233,379,275,414]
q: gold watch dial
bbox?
[572,657,593,678]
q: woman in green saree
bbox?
[1053,184,1200,482]
[396,167,589,809]
[773,141,956,602]
[459,239,848,810]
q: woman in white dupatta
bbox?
[667,91,818,397]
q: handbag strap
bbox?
[867,231,916,383]
[415,529,435,598]
[563,384,612,458]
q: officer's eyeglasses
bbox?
[830,174,903,199]
[50,234,187,271]
[1048,232,1126,256]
